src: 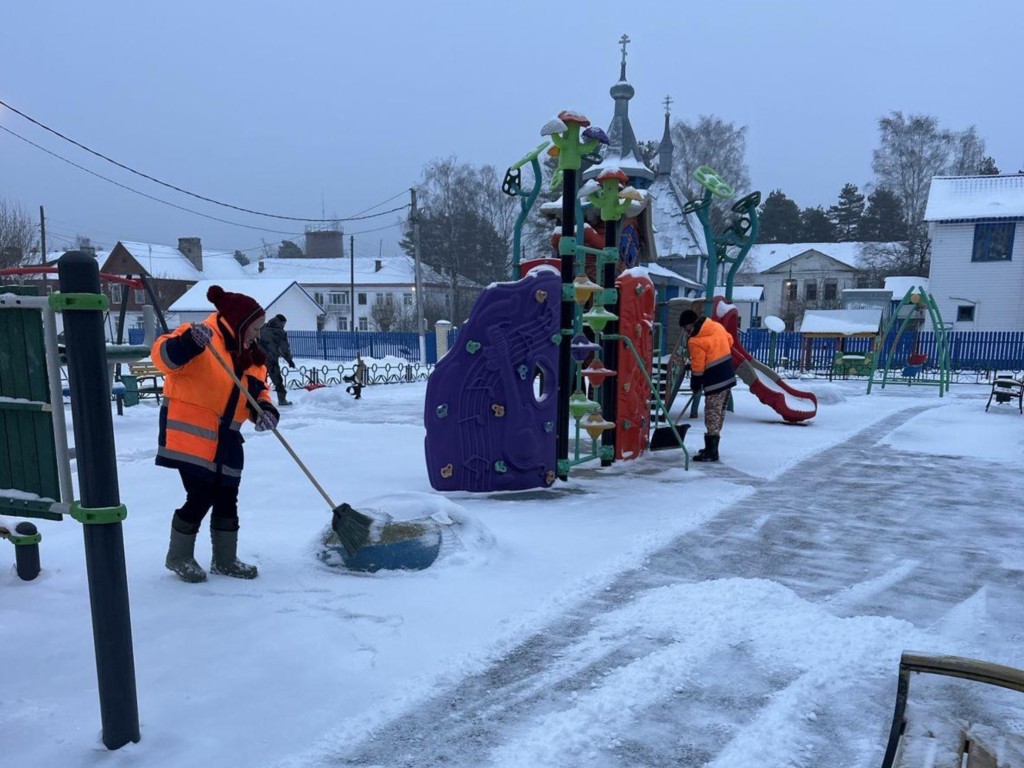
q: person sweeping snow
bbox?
[679,308,736,463]
[153,285,280,583]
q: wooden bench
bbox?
[126,361,164,402]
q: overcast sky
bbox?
[2,0,1021,260]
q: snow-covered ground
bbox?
[4,378,1024,767]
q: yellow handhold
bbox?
[573,275,602,304]
[579,412,615,441]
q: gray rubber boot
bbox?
[165,518,208,583]
[210,528,259,579]
[277,390,292,406]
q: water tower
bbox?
[304,223,345,259]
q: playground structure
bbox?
[658,167,818,426]
[867,285,951,396]
[423,107,826,491]
[424,109,684,492]
[0,253,140,749]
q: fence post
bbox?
[435,320,452,361]
[57,251,140,750]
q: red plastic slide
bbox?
[713,298,817,423]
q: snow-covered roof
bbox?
[645,262,702,289]
[115,241,248,281]
[746,242,893,273]
[169,279,322,313]
[883,276,929,299]
[583,150,653,183]
[243,255,464,288]
[924,175,1024,222]
[647,175,706,258]
[800,309,882,336]
[711,285,764,302]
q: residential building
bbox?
[169,279,324,331]
[734,242,891,330]
[99,237,248,328]
[925,174,1024,332]
[247,255,454,332]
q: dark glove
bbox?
[690,375,703,394]
[190,323,213,348]
[254,408,279,432]
[286,358,296,368]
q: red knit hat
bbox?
[207,285,265,340]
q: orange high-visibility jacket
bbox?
[687,317,737,394]
[152,312,272,484]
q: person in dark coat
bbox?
[258,314,296,406]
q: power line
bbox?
[0,98,408,223]
[0,124,311,236]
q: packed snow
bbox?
[3,377,1024,767]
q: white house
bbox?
[169,279,324,331]
[925,174,1024,332]
[246,255,454,332]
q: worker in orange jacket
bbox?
[153,285,280,583]
[679,308,736,462]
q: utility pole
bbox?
[39,205,48,294]
[350,234,357,355]
[411,188,426,362]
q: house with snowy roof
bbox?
[99,237,249,328]
[733,242,898,330]
[246,254,457,332]
[170,279,323,331]
[925,174,1024,332]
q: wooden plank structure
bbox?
[0,287,73,521]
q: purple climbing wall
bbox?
[424,267,561,492]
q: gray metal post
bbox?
[412,188,426,362]
[57,251,140,750]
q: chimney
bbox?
[178,237,203,272]
[374,259,382,272]
[258,260,265,273]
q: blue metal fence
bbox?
[739,329,1024,373]
[128,325,1024,373]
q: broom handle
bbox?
[205,342,337,509]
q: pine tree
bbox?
[277,240,304,259]
[978,156,1000,175]
[758,190,802,243]
[827,183,865,241]
[800,206,838,242]
[859,188,907,243]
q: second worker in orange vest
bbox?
[680,308,737,463]
[153,285,280,583]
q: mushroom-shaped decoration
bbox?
[619,186,644,202]
[597,169,629,187]
[572,274,602,304]
[579,411,616,441]
[583,306,619,333]
[582,126,610,145]
[557,109,591,127]
[569,333,601,363]
[568,390,601,421]
[540,117,568,137]
[582,360,617,387]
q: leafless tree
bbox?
[0,198,39,269]
[370,296,398,332]
[670,115,751,228]
[872,112,989,273]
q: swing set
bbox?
[867,285,951,396]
